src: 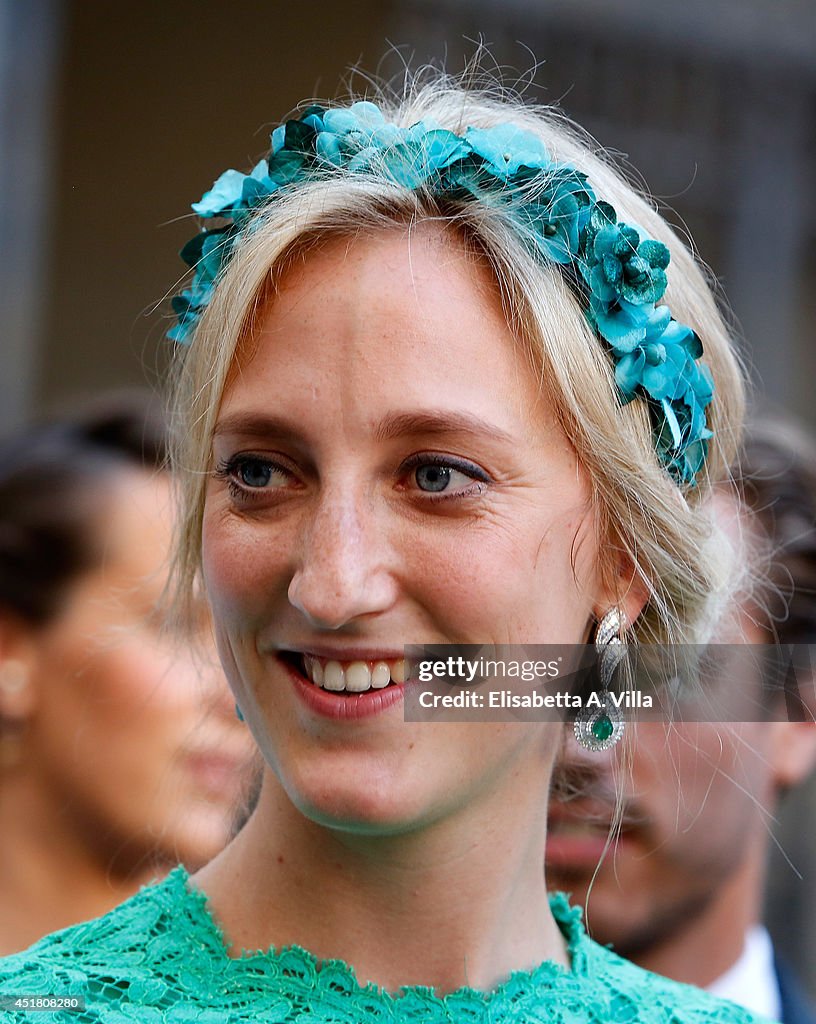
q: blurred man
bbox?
[547,420,816,1023]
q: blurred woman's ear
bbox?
[0,618,38,723]
[769,719,816,792]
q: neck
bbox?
[630,844,765,987]
[195,767,569,993]
[0,769,173,955]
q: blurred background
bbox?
[1,0,814,990]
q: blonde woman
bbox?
[0,74,766,1022]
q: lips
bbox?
[546,800,647,875]
[545,816,616,872]
[185,752,247,799]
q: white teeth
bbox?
[304,656,323,686]
[371,662,391,689]
[301,655,405,692]
[322,661,346,691]
[345,661,371,692]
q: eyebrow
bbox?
[213,414,308,445]
[214,410,518,448]
[374,411,517,447]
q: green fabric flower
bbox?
[520,172,594,264]
[584,203,670,312]
[464,123,552,175]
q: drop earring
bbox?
[574,608,627,751]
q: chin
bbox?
[150,807,235,868]
[287,771,429,836]
[164,827,233,868]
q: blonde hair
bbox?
[169,73,746,645]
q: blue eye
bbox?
[404,455,490,499]
[214,455,291,497]
[238,458,275,488]
[415,464,452,492]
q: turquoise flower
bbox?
[655,397,713,485]
[325,99,386,132]
[310,101,393,168]
[465,122,551,175]
[614,316,709,405]
[191,160,280,225]
[590,296,665,351]
[191,169,246,218]
[168,226,237,343]
[522,172,594,264]
[613,317,713,485]
[179,227,233,281]
[363,127,469,188]
[585,203,670,309]
[168,286,209,344]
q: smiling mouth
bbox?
[281,652,407,694]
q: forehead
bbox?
[97,471,173,583]
[55,470,173,628]
[219,224,556,439]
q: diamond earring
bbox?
[574,608,627,751]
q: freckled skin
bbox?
[202,224,637,835]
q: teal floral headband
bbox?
[170,101,713,486]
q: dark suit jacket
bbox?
[775,955,816,1024]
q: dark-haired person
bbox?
[547,418,816,1023]
[0,393,252,954]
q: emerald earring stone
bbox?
[591,714,614,742]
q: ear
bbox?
[769,720,816,790]
[0,616,38,722]
[593,553,650,637]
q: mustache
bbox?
[548,758,653,835]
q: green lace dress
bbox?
[0,868,770,1023]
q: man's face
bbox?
[546,721,773,953]
[546,613,815,955]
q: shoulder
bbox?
[774,954,816,1024]
[0,868,209,1022]
[584,939,776,1024]
[548,894,774,1024]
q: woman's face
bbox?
[25,470,252,868]
[203,225,612,834]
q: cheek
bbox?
[201,483,597,645]
[32,640,188,829]
[64,645,183,758]
[635,726,765,841]
[202,508,293,629]
[202,510,297,712]
[398,508,593,641]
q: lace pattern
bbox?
[0,868,770,1023]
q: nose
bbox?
[287,487,397,630]
[550,725,618,797]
